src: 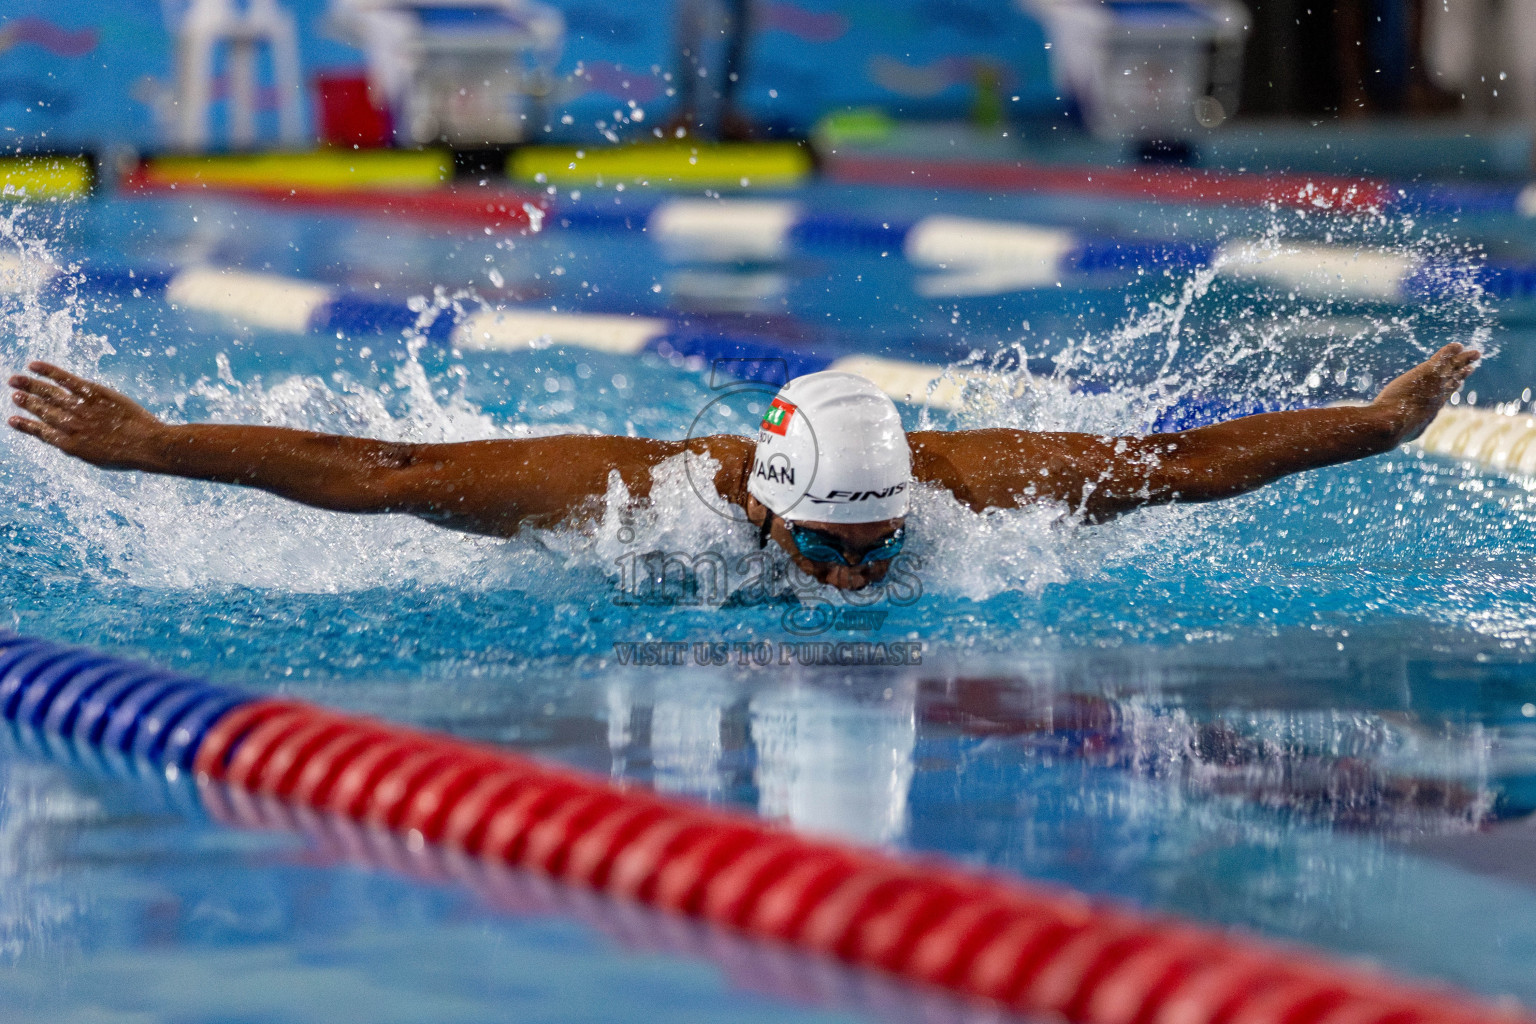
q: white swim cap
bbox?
[747,371,912,524]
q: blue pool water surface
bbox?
[3,186,1536,1021]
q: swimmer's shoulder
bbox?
[685,433,755,503]
[908,428,1116,511]
[910,427,1115,464]
[908,427,1054,472]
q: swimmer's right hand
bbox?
[8,362,167,471]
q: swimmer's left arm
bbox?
[1086,343,1481,519]
[914,343,1480,521]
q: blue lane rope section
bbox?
[44,242,1536,313]
[16,256,1066,391]
[553,199,1528,303]
[1394,181,1532,217]
[11,257,1301,428]
[0,632,253,775]
[45,197,1536,311]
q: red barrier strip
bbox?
[120,167,546,231]
[193,700,1528,1024]
[822,153,1397,215]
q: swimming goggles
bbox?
[786,522,905,566]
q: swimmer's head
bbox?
[746,371,911,590]
[747,371,912,524]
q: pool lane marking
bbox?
[452,308,668,355]
[642,201,1211,296]
[508,142,814,190]
[141,267,1536,474]
[639,200,1513,304]
[904,216,1077,297]
[129,146,1536,219]
[0,153,96,199]
[145,267,1535,456]
[131,149,454,192]
[1520,184,1536,218]
[124,171,547,232]
[14,262,986,409]
[648,199,804,263]
[192,788,989,1024]
[0,629,1527,1024]
[164,268,336,335]
[1334,399,1536,478]
[824,354,980,410]
[12,198,1529,310]
[1210,241,1424,303]
[158,273,979,411]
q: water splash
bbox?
[926,205,1498,438]
[0,202,1529,657]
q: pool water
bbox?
[3,186,1536,1021]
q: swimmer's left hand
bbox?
[7,362,167,471]
[1370,343,1481,445]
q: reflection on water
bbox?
[608,676,918,844]
[196,783,1014,1024]
[598,664,1504,850]
[0,760,96,961]
[920,676,1496,836]
[751,682,916,845]
[582,656,1536,1002]
[2,644,1536,1015]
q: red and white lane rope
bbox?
[192,698,1530,1024]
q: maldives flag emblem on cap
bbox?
[761,397,797,435]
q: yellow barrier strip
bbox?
[138,150,452,192]
[0,155,93,199]
[509,142,813,189]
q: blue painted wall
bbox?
[0,1,1053,149]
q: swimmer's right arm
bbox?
[7,362,692,536]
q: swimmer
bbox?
[8,344,1479,591]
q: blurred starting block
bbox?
[327,0,565,145]
[1024,0,1250,141]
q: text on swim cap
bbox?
[761,397,797,436]
[808,483,908,503]
[754,458,795,485]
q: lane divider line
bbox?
[125,144,1536,220]
[9,257,1531,474]
[452,308,670,355]
[164,267,337,335]
[118,163,1528,305]
[128,150,455,192]
[634,199,1512,304]
[0,260,982,409]
[1210,241,1425,304]
[0,630,1525,1024]
[508,142,815,191]
[648,199,805,263]
[1416,406,1536,477]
